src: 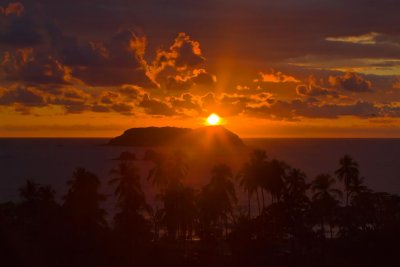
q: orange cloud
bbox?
[254,70,300,83]
[0,2,24,16]
[393,77,400,89]
[328,72,372,92]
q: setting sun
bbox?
[206,113,221,125]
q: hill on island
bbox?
[108,126,245,149]
[108,126,247,188]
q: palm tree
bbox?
[199,164,237,239]
[349,176,368,200]
[284,168,308,198]
[310,174,342,238]
[109,162,150,264]
[335,154,359,206]
[146,150,170,188]
[146,149,190,240]
[209,164,237,213]
[147,149,188,188]
[282,168,310,244]
[265,159,287,204]
[19,180,39,202]
[159,183,196,240]
[64,168,107,231]
[110,162,147,211]
[237,150,267,217]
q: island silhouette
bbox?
[108,125,245,149]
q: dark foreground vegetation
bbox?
[1,150,400,267]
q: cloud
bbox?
[139,94,177,116]
[165,75,193,91]
[119,85,144,99]
[0,15,43,47]
[200,92,252,116]
[326,32,380,45]
[169,32,205,68]
[150,33,207,82]
[192,69,216,85]
[254,70,300,83]
[393,77,400,89]
[0,2,24,16]
[169,93,202,113]
[2,50,71,86]
[0,85,47,109]
[110,102,134,115]
[296,77,339,98]
[328,72,373,92]
[63,30,157,88]
[296,84,338,97]
[245,99,382,120]
[163,69,216,91]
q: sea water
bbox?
[1,138,399,204]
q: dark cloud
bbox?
[0,3,42,47]
[393,77,400,89]
[165,76,193,91]
[329,72,373,92]
[164,69,216,91]
[154,32,205,70]
[246,99,381,120]
[0,2,24,16]
[200,92,251,116]
[63,30,157,88]
[296,82,339,98]
[1,0,400,128]
[119,85,143,99]
[50,94,88,114]
[1,50,71,85]
[91,104,110,113]
[151,33,209,88]
[192,69,216,85]
[139,94,177,116]
[173,33,205,68]
[0,85,46,107]
[169,93,202,113]
[111,102,133,115]
[0,16,43,47]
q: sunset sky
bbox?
[1,0,400,137]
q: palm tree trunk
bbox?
[256,190,261,216]
[248,191,251,218]
[261,189,265,210]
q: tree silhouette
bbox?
[238,150,267,217]
[64,168,107,232]
[310,174,342,238]
[146,149,192,240]
[265,159,287,204]
[335,154,359,206]
[147,149,188,188]
[158,183,196,240]
[109,161,151,265]
[199,164,237,240]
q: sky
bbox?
[1,0,400,137]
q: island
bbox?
[108,126,245,149]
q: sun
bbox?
[206,113,221,125]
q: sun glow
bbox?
[206,113,221,125]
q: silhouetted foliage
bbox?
[2,151,400,267]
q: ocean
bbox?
[1,138,399,204]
